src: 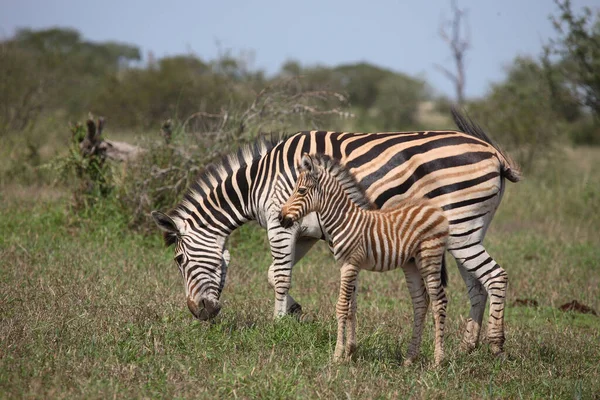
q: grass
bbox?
[1,147,599,399]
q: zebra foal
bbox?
[279,153,449,365]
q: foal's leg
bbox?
[345,274,359,358]
[334,263,359,361]
[422,267,448,367]
[402,261,430,366]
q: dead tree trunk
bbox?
[436,0,470,105]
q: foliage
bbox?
[282,62,430,130]
[2,21,599,149]
[44,117,115,210]
[373,74,429,130]
[547,0,600,121]
[1,28,140,128]
[92,55,242,130]
[116,77,350,232]
[467,57,566,170]
[464,0,600,162]
[0,42,48,135]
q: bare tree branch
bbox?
[438,0,470,105]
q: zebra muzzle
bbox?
[278,212,294,229]
[187,296,221,320]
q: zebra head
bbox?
[279,153,325,228]
[151,211,229,321]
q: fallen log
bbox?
[77,116,143,162]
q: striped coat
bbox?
[280,153,449,365]
[152,109,520,355]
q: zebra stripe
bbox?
[151,109,519,354]
[279,153,448,365]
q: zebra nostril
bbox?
[281,216,293,229]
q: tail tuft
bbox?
[502,163,522,183]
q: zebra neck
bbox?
[193,164,259,235]
[318,182,362,246]
[246,147,295,227]
[224,145,291,226]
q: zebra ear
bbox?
[300,153,315,173]
[151,211,181,246]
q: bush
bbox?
[48,77,351,233]
[44,117,116,210]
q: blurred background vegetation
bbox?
[0,0,598,231]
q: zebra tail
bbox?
[499,152,522,183]
[451,107,522,183]
[441,254,448,288]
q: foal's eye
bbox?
[298,187,307,195]
[174,254,184,265]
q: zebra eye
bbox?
[174,254,184,265]
[298,187,307,195]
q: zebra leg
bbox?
[422,269,448,367]
[451,244,507,355]
[334,263,359,362]
[345,273,359,359]
[267,217,302,318]
[267,237,319,317]
[402,261,430,366]
[456,261,488,352]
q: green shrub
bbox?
[44,117,115,210]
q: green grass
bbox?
[1,148,599,399]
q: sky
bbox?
[1,0,598,99]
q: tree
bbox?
[468,57,582,168]
[0,42,47,135]
[547,0,600,120]
[374,75,428,130]
[436,0,470,105]
[1,28,142,124]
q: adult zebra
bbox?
[152,109,520,355]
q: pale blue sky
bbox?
[1,0,598,99]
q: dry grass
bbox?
[1,147,599,399]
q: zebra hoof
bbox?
[460,340,477,354]
[403,357,416,367]
[491,347,506,360]
[288,302,303,316]
[489,340,505,357]
[289,303,315,322]
[298,311,316,323]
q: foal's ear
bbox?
[151,211,181,246]
[300,153,316,174]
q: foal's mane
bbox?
[309,154,375,210]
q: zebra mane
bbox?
[175,133,288,216]
[309,154,375,210]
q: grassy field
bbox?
[1,147,599,399]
